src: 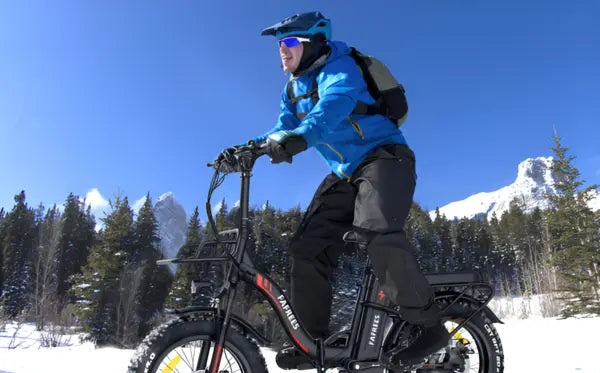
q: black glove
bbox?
[265,131,307,164]
[215,145,241,172]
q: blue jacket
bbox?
[252,41,408,181]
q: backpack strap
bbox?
[353,98,385,116]
[349,47,389,117]
[286,71,321,121]
[285,57,387,121]
[349,48,381,102]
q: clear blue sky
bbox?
[1,1,599,220]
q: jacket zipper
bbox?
[320,142,351,182]
[346,117,365,140]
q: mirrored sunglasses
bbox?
[278,36,310,48]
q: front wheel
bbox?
[128,316,268,373]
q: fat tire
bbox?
[439,300,504,373]
[127,315,268,373]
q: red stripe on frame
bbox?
[261,288,309,353]
[256,274,310,353]
[291,333,309,353]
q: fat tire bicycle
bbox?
[128,143,504,373]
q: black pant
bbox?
[289,144,437,338]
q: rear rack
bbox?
[433,281,497,338]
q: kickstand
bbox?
[316,338,326,373]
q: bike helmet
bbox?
[261,11,332,41]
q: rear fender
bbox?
[171,306,273,346]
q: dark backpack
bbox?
[287,48,409,127]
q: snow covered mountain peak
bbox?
[154,192,187,272]
[515,157,554,187]
[158,191,175,203]
[433,157,558,220]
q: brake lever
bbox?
[206,141,267,169]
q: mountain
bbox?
[154,192,187,273]
[432,157,600,220]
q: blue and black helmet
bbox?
[261,11,331,40]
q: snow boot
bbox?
[391,322,451,366]
[275,346,314,370]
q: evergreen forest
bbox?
[1,134,598,347]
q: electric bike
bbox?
[128,143,505,373]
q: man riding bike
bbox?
[218,11,450,368]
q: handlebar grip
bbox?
[208,142,269,169]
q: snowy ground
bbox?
[1,309,599,372]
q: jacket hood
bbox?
[292,40,350,77]
[325,40,351,63]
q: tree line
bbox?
[1,133,598,347]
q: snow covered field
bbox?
[1,313,599,373]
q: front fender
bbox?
[172,306,273,346]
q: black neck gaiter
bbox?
[294,34,329,76]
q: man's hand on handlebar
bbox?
[265,131,307,164]
[212,141,267,173]
[215,145,241,173]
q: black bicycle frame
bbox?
[200,164,396,373]
[190,148,497,373]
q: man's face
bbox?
[279,37,304,74]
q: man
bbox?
[219,12,449,367]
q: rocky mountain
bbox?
[154,192,187,273]
[432,157,600,220]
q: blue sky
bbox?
[1,1,599,221]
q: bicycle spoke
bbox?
[178,346,193,369]
[153,338,245,373]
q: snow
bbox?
[587,189,600,211]
[1,312,599,372]
[132,196,148,215]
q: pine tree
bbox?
[455,218,477,271]
[55,193,96,302]
[499,199,528,295]
[471,217,493,277]
[0,207,6,294]
[32,205,62,328]
[70,196,134,345]
[1,191,36,317]
[274,205,301,281]
[432,209,453,272]
[522,208,555,296]
[166,206,202,309]
[132,194,172,340]
[405,204,436,272]
[488,212,512,294]
[546,132,600,316]
[216,199,234,231]
[252,201,280,272]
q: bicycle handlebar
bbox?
[207,141,268,171]
[204,141,268,242]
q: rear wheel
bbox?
[128,316,268,373]
[388,302,504,373]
